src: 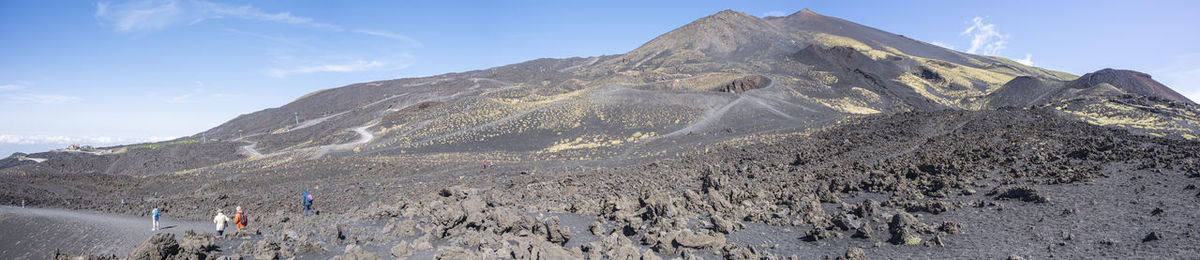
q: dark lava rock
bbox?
[1143,232,1162,242]
[888,212,922,245]
[853,222,873,239]
[905,200,953,214]
[803,226,833,241]
[716,75,770,94]
[838,247,866,260]
[127,233,179,260]
[939,221,963,234]
[994,186,1049,203]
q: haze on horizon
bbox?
[2,0,1198,156]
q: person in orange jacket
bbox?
[232,206,248,229]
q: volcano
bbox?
[4,8,1200,259]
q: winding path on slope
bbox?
[307,123,377,159]
[0,206,211,259]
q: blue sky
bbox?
[1,0,1198,156]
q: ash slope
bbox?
[6,9,1198,176]
[6,109,1200,259]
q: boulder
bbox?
[127,233,180,260]
[993,186,1049,203]
[602,233,641,260]
[673,229,726,249]
[838,247,866,260]
[253,239,281,260]
[888,212,922,245]
[711,215,739,234]
[543,217,573,245]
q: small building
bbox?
[67,144,80,150]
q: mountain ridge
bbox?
[9,8,1199,173]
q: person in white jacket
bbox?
[213,210,231,236]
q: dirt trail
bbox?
[308,122,378,159]
[0,206,211,259]
[874,119,969,163]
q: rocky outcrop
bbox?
[716,75,771,94]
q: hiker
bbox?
[302,190,314,216]
[152,208,160,231]
[213,210,231,236]
[232,206,248,230]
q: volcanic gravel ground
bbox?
[3,108,1199,259]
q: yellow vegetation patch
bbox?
[810,33,890,60]
[808,70,838,85]
[544,135,609,152]
[794,87,882,115]
[894,73,954,107]
[1056,103,1197,133]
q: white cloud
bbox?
[95,0,340,33]
[1015,53,1034,66]
[762,10,787,17]
[0,134,175,146]
[8,94,81,104]
[0,84,25,91]
[268,59,389,78]
[929,41,955,50]
[353,29,422,46]
[223,28,306,47]
[961,17,1008,55]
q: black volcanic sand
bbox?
[3,108,1200,259]
[0,206,211,259]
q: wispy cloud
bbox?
[95,0,340,33]
[0,134,173,145]
[353,29,422,46]
[761,10,787,17]
[0,84,25,91]
[223,28,307,47]
[929,41,955,50]
[268,59,391,78]
[961,17,1008,56]
[1015,53,1034,66]
[7,94,81,104]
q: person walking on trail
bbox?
[152,208,160,231]
[213,210,231,236]
[302,190,314,216]
[232,206,248,230]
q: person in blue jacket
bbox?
[152,208,160,231]
[302,190,313,216]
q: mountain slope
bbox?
[5,8,1200,259]
[5,8,1197,174]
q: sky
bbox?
[1,0,1198,156]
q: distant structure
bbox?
[66,144,80,150]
